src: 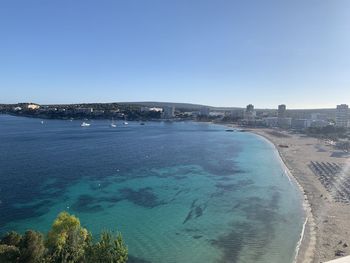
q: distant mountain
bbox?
[117,101,244,111]
[118,101,211,110]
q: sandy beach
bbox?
[246,128,350,263]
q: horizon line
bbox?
[0,100,343,111]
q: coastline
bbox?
[2,114,349,262]
[244,128,350,263]
[250,130,316,263]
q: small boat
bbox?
[140,122,145,125]
[225,129,234,132]
[41,120,44,124]
[81,122,91,127]
[123,116,128,125]
[110,118,117,128]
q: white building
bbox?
[310,120,331,128]
[141,107,162,112]
[311,113,328,121]
[76,108,93,114]
[200,107,210,116]
[149,107,162,112]
[162,106,175,119]
[27,103,40,110]
[225,110,244,119]
[244,104,256,120]
[209,111,224,117]
[277,104,291,128]
[336,104,349,128]
[291,119,311,130]
[278,104,286,118]
[278,117,292,129]
[264,117,278,127]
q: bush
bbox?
[0,244,20,263]
[0,212,128,263]
[19,230,45,263]
[85,232,128,263]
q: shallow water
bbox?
[0,115,304,263]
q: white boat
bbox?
[123,116,128,125]
[40,120,44,124]
[81,122,91,127]
[110,118,117,128]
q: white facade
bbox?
[336,104,349,127]
[149,107,162,112]
[200,107,210,116]
[244,104,256,120]
[311,113,328,121]
[278,117,292,129]
[162,106,175,118]
[27,104,40,110]
[76,108,93,114]
[264,117,278,127]
[278,104,286,118]
[291,119,311,130]
[310,120,330,128]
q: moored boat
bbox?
[81,122,91,127]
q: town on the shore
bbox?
[1,102,349,127]
[0,101,349,145]
[0,102,348,126]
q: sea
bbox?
[0,115,305,263]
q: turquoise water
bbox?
[0,115,305,263]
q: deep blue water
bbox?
[0,115,304,263]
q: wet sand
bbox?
[247,128,350,263]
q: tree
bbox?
[113,233,128,263]
[86,232,128,263]
[46,211,89,263]
[0,212,128,263]
[19,230,45,263]
[0,244,20,263]
[0,231,22,247]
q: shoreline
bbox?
[2,115,349,261]
[250,131,316,263]
[243,127,350,263]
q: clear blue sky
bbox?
[0,0,349,108]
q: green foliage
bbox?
[0,244,20,263]
[0,231,22,247]
[19,230,45,263]
[46,212,89,263]
[86,232,128,263]
[0,212,127,263]
[114,234,128,263]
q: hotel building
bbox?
[336,104,349,128]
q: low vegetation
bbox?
[0,212,128,263]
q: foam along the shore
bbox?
[247,128,350,263]
[249,132,316,263]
